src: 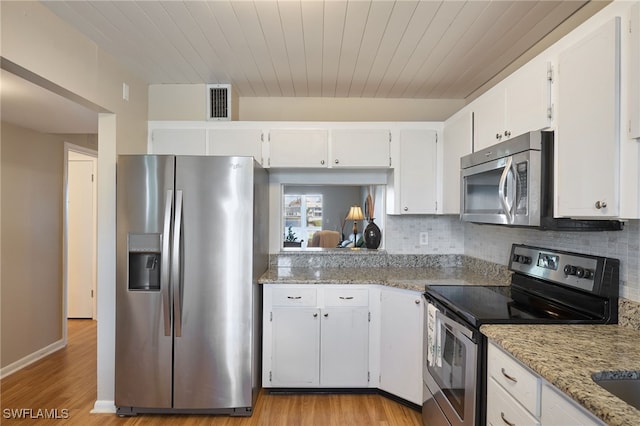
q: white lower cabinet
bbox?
[379,287,424,405]
[487,341,604,426]
[540,383,604,426]
[263,285,370,388]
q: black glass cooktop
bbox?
[424,285,598,328]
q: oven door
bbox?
[460,149,540,226]
[423,301,478,426]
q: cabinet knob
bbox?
[324,313,329,318]
[403,207,409,212]
[415,299,421,305]
[313,313,318,318]
[334,159,339,164]
[320,160,325,165]
[595,200,607,209]
[504,130,511,137]
[495,133,502,140]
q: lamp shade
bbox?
[346,205,365,221]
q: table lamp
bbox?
[346,205,364,245]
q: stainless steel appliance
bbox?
[422,244,619,426]
[460,131,623,230]
[115,155,268,416]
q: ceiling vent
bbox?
[207,84,231,121]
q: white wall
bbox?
[1,0,148,408]
[148,86,464,122]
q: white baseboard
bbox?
[0,339,65,379]
[91,400,116,414]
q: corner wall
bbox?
[0,122,97,371]
[1,0,149,405]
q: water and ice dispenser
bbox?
[128,233,161,291]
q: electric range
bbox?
[421,244,620,426]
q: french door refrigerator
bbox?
[115,155,268,416]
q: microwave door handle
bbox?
[509,161,519,220]
[498,157,513,224]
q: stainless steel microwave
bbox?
[460,131,623,231]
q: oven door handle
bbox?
[436,310,475,341]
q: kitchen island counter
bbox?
[481,324,640,426]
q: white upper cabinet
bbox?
[473,61,552,151]
[629,2,640,139]
[149,128,206,155]
[556,17,621,218]
[398,129,438,214]
[442,111,472,214]
[267,129,329,168]
[330,129,391,168]
[206,128,263,163]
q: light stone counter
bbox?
[481,324,640,426]
[259,266,510,291]
[260,253,512,291]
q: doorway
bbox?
[64,144,98,320]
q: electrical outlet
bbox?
[419,232,429,245]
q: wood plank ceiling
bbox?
[42,0,596,100]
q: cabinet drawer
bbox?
[488,343,541,416]
[323,288,368,307]
[271,287,317,307]
[487,377,540,426]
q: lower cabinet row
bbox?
[262,284,424,405]
[487,341,605,426]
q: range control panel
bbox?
[509,244,618,295]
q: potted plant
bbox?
[283,226,303,247]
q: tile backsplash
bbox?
[384,215,465,254]
[385,216,639,302]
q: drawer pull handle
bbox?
[339,296,354,300]
[287,296,302,299]
[324,313,329,317]
[500,412,515,426]
[501,368,518,383]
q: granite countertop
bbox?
[259,266,509,291]
[481,324,640,426]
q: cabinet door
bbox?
[206,128,263,163]
[320,307,369,387]
[556,17,621,218]
[541,383,604,426]
[270,307,320,386]
[331,129,390,168]
[268,129,328,168]
[149,129,206,155]
[473,88,506,151]
[379,288,423,405]
[443,113,472,214]
[399,129,438,214]
[505,62,552,138]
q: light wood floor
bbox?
[1,320,422,425]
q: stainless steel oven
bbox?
[422,244,619,426]
[423,298,479,426]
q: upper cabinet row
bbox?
[149,122,442,215]
[449,5,639,220]
[149,125,392,169]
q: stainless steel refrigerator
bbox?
[115,155,268,416]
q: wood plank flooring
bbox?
[1,320,422,425]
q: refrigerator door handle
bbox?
[161,189,173,337]
[172,190,184,337]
